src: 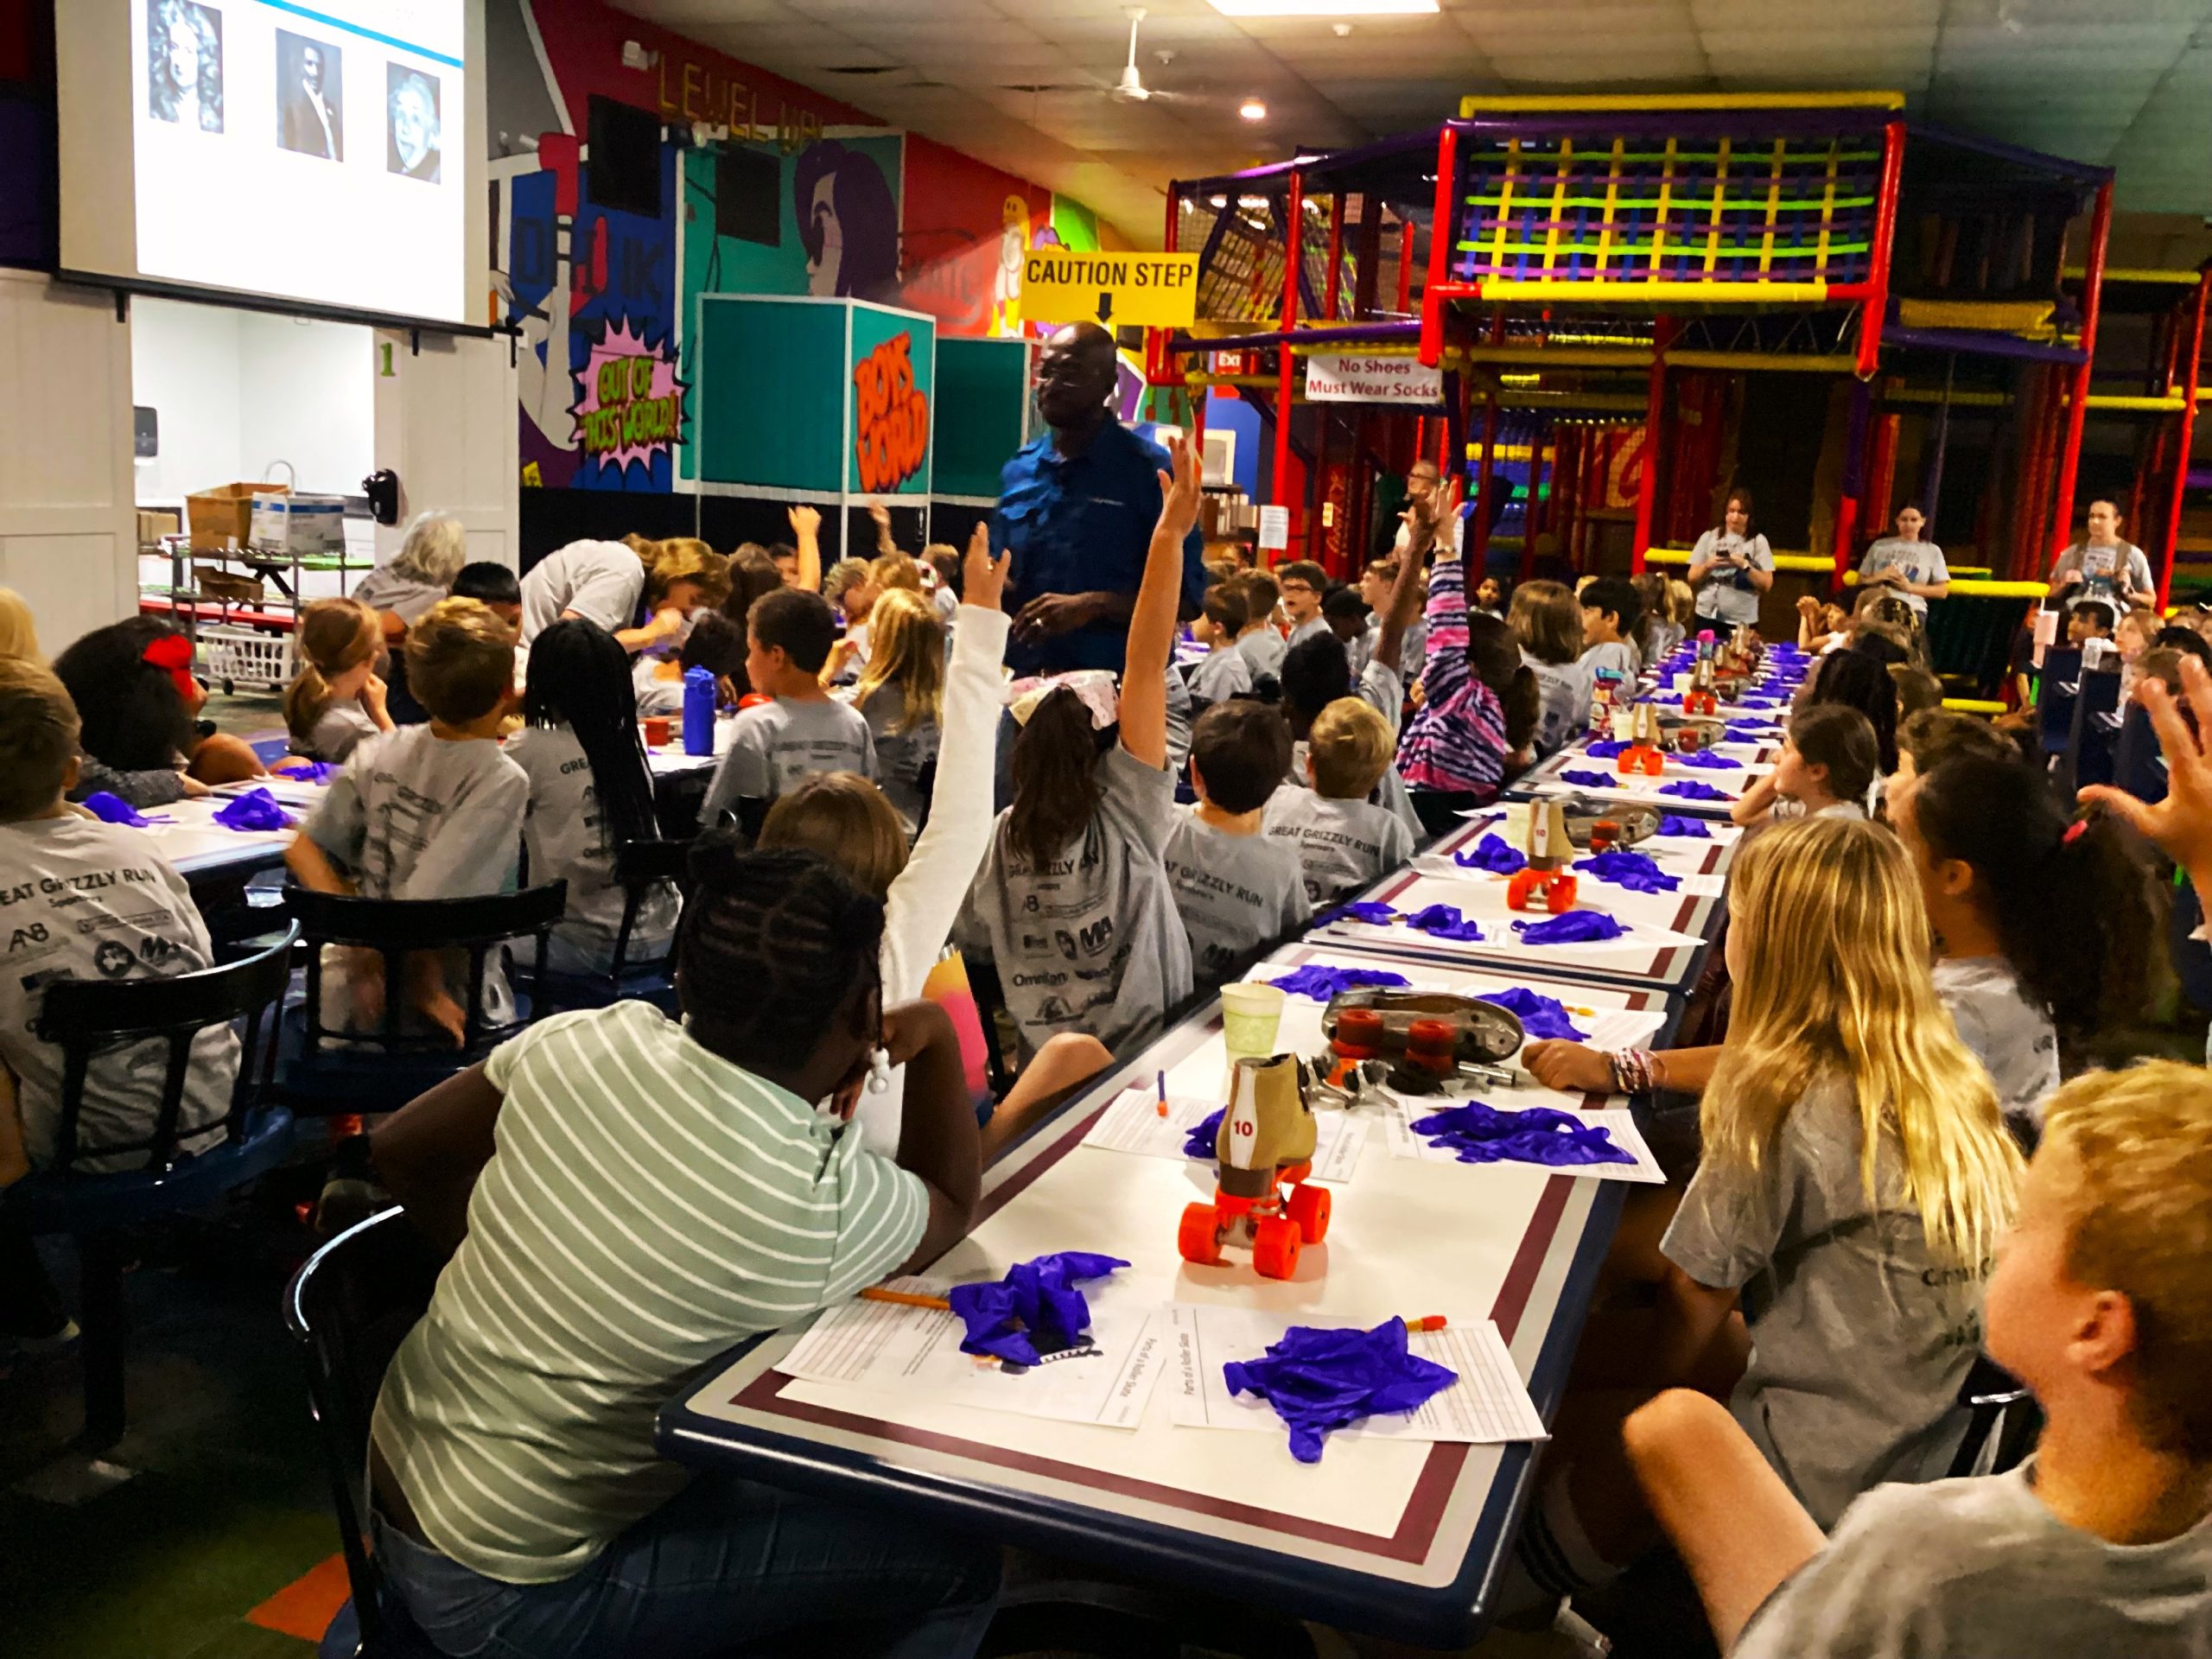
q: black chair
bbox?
[529,840,690,1013]
[283,1207,446,1659]
[3,925,297,1447]
[1948,1355,2042,1478]
[2061,667,2123,794]
[2035,646,2083,766]
[276,885,566,1116]
[2112,702,2170,804]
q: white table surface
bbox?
[660,941,1684,1647]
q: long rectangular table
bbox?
[658,943,1688,1649]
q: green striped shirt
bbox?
[370,1001,927,1584]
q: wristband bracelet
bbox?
[1610,1047,1654,1096]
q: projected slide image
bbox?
[148,0,223,133]
[276,30,341,162]
[387,64,441,183]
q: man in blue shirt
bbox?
[995,323,1208,674]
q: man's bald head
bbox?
[1037,322,1120,435]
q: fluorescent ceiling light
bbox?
[1238,99,1268,120]
[1208,0,1439,15]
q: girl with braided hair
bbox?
[361,838,998,1654]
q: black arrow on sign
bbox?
[1096,290,1114,324]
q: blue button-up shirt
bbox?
[992,421,1208,674]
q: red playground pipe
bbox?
[1632,317,1674,572]
[1274,169,1304,548]
[2048,176,2115,569]
[1417,125,1460,369]
[2158,269,2209,611]
[1855,122,1906,380]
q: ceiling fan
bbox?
[1109,8,1187,104]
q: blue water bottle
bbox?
[683,666,717,756]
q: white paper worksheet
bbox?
[778,1277,1172,1430]
[1085,1088,1371,1185]
[1166,1306,1548,1446]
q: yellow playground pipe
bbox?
[1459,92,1905,114]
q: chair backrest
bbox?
[2036,646,2083,757]
[2113,702,2169,804]
[608,837,691,976]
[283,1207,442,1648]
[2061,668,2123,793]
[33,924,297,1175]
[288,884,566,1058]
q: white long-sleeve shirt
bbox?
[855,602,1012,1152]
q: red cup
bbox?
[642,716,672,747]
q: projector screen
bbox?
[58,1,486,328]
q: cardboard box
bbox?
[186,481,284,552]
[248,492,346,556]
[137,508,181,546]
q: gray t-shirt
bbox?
[632,657,685,718]
[1692,529,1775,626]
[1236,628,1287,683]
[0,816,238,1172]
[1188,647,1253,705]
[1165,663,1193,778]
[1859,537,1950,616]
[1933,955,2058,1134]
[853,684,940,836]
[957,745,1192,1065]
[507,723,679,974]
[1162,810,1311,988]
[1734,1460,2212,1659]
[1285,616,1332,650]
[519,541,645,644]
[308,725,527,902]
[699,696,878,827]
[302,700,379,765]
[352,564,452,627]
[1524,649,1582,757]
[1262,785,1415,905]
[2051,540,2154,613]
[1579,639,1639,696]
[1661,1075,1986,1529]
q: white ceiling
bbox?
[613,0,2212,242]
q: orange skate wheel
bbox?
[1287,1182,1332,1244]
[1548,874,1580,914]
[1179,1201,1225,1265]
[1253,1215,1301,1280]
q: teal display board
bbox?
[694,296,935,498]
[933,335,1033,502]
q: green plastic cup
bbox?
[1219,982,1287,1063]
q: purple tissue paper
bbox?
[1184,1109,1224,1160]
[1267,964,1411,1002]
[1223,1318,1460,1463]
[1512,912,1630,944]
[1658,779,1731,801]
[1669,748,1740,771]
[1584,739,1630,759]
[1484,986,1589,1043]
[945,1252,1129,1367]
[1315,900,1397,927]
[81,791,157,827]
[1574,851,1681,895]
[1656,815,1713,839]
[212,787,295,831]
[1453,835,1527,876]
[1408,1100,1635,1170]
[1559,769,1614,787]
[1405,904,1485,942]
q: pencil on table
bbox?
[860,1287,952,1312]
[1156,1068,1168,1116]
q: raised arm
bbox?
[1415,504,1471,711]
[1117,432,1201,772]
[789,505,823,592]
[868,502,899,558]
[1375,487,1442,675]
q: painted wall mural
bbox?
[495,0,1125,498]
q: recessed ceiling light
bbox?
[1239,99,1268,120]
[1208,0,1438,15]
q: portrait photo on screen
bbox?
[147,0,223,133]
[387,64,441,183]
[276,31,342,162]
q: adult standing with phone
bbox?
[1688,486,1775,629]
[1857,504,1950,615]
[2047,498,2156,614]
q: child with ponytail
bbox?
[846,587,946,834]
[285,598,391,765]
[1889,752,2163,1136]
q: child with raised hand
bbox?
[1396,498,1515,835]
[956,433,1201,1064]
[1520,817,2023,1605]
[846,586,945,835]
[1626,1061,2212,1659]
[1730,703,1879,827]
[699,588,876,837]
[1166,701,1310,988]
[1264,697,1416,903]
[53,616,266,804]
[1890,753,2161,1138]
[287,599,529,1043]
[508,619,678,976]
[1188,582,1255,705]
[361,842,1000,1655]
[286,597,391,765]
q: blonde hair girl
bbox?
[638,537,731,616]
[847,587,945,831]
[0,587,42,663]
[284,597,391,763]
[1656,815,2023,1530]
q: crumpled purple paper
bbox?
[1723,723,1774,741]
[1656,815,1712,839]
[1484,985,1588,1043]
[1659,779,1731,801]
[1452,835,1526,875]
[81,791,162,827]
[1559,769,1614,787]
[1408,1100,1635,1170]
[1223,1318,1460,1463]
[1575,850,1681,895]
[1405,903,1484,942]
[283,760,340,785]
[1670,748,1740,771]
[1266,964,1410,1001]
[1315,900,1397,927]
[1736,697,1782,710]
[1513,912,1630,944]
[212,787,295,831]
[944,1252,1129,1367]
[1184,1109,1225,1160]
[1584,739,1630,759]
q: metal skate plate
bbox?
[1318,990,1525,1066]
[1554,797,1662,849]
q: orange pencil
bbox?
[860,1287,952,1312]
[1403,1315,1449,1333]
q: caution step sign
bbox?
[1017,251,1200,329]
